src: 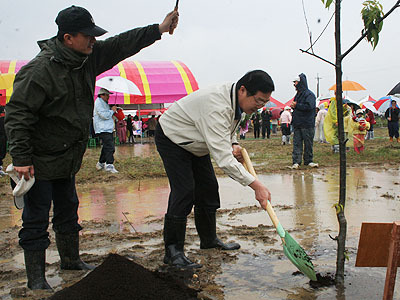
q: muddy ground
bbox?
[0,204,283,300]
[1,134,400,299]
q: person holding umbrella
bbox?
[94,88,119,173]
[385,100,400,143]
[5,5,178,290]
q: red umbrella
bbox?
[270,107,282,119]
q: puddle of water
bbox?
[2,166,400,299]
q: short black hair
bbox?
[236,70,275,96]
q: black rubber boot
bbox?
[55,232,95,270]
[194,207,240,250]
[163,214,202,269]
[24,250,52,290]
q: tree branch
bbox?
[342,0,400,59]
[299,49,336,67]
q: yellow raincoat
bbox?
[323,97,353,146]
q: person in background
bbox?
[239,115,249,140]
[289,74,318,169]
[93,88,119,173]
[155,70,273,269]
[323,96,352,153]
[260,107,271,139]
[351,109,370,153]
[384,100,400,143]
[116,118,127,144]
[365,108,376,140]
[270,117,278,135]
[5,5,178,290]
[280,106,292,145]
[0,105,6,176]
[126,114,135,144]
[147,115,158,137]
[315,103,327,143]
[251,111,261,139]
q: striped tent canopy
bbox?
[0,60,199,105]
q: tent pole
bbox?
[139,104,142,144]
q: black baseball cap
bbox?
[55,5,107,37]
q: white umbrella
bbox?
[96,76,142,95]
[362,101,379,114]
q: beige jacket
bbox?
[159,82,255,186]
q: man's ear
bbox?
[63,33,73,46]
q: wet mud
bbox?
[2,166,400,299]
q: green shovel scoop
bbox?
[241,148,317,281]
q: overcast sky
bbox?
[0,0,399,102]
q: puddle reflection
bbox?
[1,166,400,299]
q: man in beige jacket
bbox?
[155,70,274,268]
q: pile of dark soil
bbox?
[50,254,198,300]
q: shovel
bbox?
[241,148,317,281]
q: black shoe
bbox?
[56,232,95,270]
[163,214,202,269]
[194,207,240,250]
[163,244,202,268]
[24,250,52,290]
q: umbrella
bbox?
[264,97,284,109]
[373,96,400,113]
[388,82,400,96]
[96,76,142,95]
[270,107,282,120]
[358,95,376,106]
[362,101,379,114]
[329,80,366,91]
[284,97,294,107]
[317,97,331,107]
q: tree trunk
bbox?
[334,0,347,285]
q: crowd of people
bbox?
[239,74,399,162]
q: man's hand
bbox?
[14,165,34,181]
[232,144,243,163]
[159,11,179,34]
[291,101,297,109]
[249,179,271,210]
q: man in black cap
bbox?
[5,5,178,290]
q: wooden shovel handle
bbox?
[240,148,281,231]
[169,0,179,35]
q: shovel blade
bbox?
[283,231,317,281]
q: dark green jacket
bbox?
[5,24,161,180]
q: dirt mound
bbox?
[50,254,198,300]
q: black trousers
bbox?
[155,123,220,217]
[98,132,115,164]
[19,176,82,251]
[388,122,399,138]
[0,134,6,166]
[262,122,271,139]
[253,126,260,139]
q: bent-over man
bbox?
[155,70,273,268]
